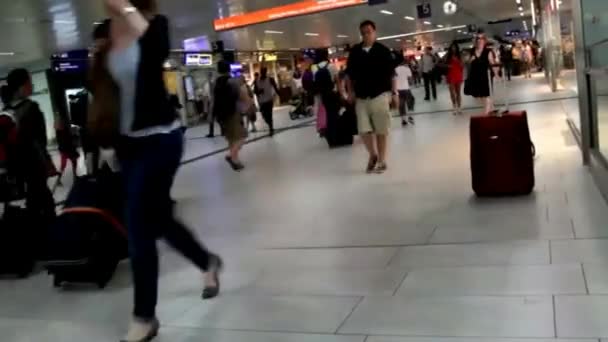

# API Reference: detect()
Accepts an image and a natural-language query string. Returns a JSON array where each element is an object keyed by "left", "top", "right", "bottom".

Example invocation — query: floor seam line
[
  {"left": 581, "top": 263, "right": 590, "bottom": 295},
  {"left": 392, "top": 271, "right": 409, "bottom": 296},
  {"left": 334, "top": 296, "right": 365, "bottom": 334},
  {"left": 552, "top": 295, "right": 558, "bottom": 338},
  {"left": 549, "top": 240, "right": 553, "bottom": 264}
]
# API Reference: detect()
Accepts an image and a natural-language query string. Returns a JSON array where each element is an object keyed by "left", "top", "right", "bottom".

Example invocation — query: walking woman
[
  {"left": 254, "top": 67, "right": 279, "bottom": 136},
  {"left": 1, "top": 69, "right": 56, "bottom": 221},
  {"left": 446, "top": 42, "right": 464, "bottom": 115},
  {"left": 93, "top": 1, "right": 223, "bottom": 341},
  {"left": 464, "top": 34, "right": 501, "bottom": 115}
]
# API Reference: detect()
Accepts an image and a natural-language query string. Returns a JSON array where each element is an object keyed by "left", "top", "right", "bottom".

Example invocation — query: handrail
[
  {"left": 588, "top": 37, "right": 608, "bottom": 51},
  {"left": 587, "top": 67, "right": 608, "bottom": 77}
]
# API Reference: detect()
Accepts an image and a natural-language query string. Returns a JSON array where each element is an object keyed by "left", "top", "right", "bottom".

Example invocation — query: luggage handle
[
  {"left": 488, "top": 63, "right": 509, "bottom": 116},
  {"left": 61, "top": 207, "right": 127, "bottom": 237}
]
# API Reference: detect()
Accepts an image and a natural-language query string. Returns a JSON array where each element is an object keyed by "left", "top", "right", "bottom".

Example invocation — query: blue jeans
[{"left": 118, "top": 130, "right": 211, "bottom": 319}]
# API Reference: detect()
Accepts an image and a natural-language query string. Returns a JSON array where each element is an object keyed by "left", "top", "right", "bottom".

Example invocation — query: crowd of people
[{"left": 0, "top": 1, "right": 545, "bottom": 339}]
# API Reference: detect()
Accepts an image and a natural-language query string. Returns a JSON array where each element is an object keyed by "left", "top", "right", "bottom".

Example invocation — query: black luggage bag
[
  {"left": 0, "top": 205, "right": 36, "bottom": 277},
  {"left": 43, "top": 173, "right": 128, "bottom": 288},
  {"left": 324, "top": 93, "right": 356, "bottom": 148}
]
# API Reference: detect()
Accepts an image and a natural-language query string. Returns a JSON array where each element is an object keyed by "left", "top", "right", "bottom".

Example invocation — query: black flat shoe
[
  {"left": 202, "top": 254, "right": 223, "bottom": 300},
  {"left": 225, "top": 156, "right": 244, "bottom": 172}
]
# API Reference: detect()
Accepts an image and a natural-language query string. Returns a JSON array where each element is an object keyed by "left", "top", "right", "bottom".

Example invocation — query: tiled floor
[{"left": 3, "top": 75, "right": 608, "bottom": 341}]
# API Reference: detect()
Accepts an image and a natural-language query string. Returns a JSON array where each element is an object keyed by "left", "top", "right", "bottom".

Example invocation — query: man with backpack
[{"left": 213, "top": 61, "right": 249, "bottom": 171}]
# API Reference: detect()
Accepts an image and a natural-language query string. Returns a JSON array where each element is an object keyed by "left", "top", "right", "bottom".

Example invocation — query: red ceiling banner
[{"left": 214, "top": 0, "right": 368, "bottom": 31}]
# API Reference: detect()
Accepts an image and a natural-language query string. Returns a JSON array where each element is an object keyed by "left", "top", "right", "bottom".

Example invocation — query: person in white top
[{"left": 395, "top": 59, "right": 415, "bottom": 126}]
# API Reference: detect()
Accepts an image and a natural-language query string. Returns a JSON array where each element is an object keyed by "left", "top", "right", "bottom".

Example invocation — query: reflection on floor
[{"left": 4, "top": 75, "right": 608, "bottom": 341}]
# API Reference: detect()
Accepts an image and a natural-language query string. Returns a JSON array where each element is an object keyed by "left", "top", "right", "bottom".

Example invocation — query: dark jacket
[
  {"left": 130, "top": 15, "right": 177, "bottom": 132},
  {"left": 6, "top": 99, "right": 50, "bottom": 176},
  {"left": 346, "top": 42, "right": 395, "bottom": 99}
]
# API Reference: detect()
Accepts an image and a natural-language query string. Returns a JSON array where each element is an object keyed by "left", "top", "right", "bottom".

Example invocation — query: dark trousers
[
  {"left": 398, "top": 90, "right": 411, "bottom": 117},
  {"left": 118, "top": 130, "right": 211, "bottom": 319},
  {"left": 24, "top": 170, "right": 55, "bottom": 221},
  {"left": 422, "top": 72, "right": 437, "bottom": 100},
  {"left": 504, "top": 62, "right": 513, "bottom": 81},
  {"left": 207, "top": 112, "right": 218, "bottom": 136},
  {"left": 259, "top": 101, "right": 274, "bottom": 134}
]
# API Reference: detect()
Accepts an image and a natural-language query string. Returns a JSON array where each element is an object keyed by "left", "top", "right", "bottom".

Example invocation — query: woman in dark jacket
[
  {"left": 2, "top": 68, "right": 55, "bottom": 220},
  {"left": 96, "top": 1, "right": 223, "bottom": 341}
]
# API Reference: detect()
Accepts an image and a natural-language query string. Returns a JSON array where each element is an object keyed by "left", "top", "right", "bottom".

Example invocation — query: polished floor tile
[
  {"left": 551, "top": 240, "right": 608, "bottom": 264},
  {"left": 237, "top": 269, "right": 407, "bottom": 296},
  {"left": 367, "top": 338, "right": 593, "bottom": 342},
  {"left": 390, "top": 241, "right": 550, "bottom": 268},
  {"left": 397, "top": 264, "right": 585, "bottom": 296},
  {"left": 339, "top": 296, "right": 555, "bottom": 337},
  {"left": 555, "top": 295, "right": 608, "bottom": 338},
  {"left": 168, "top": 295, "right": 361, "bottom": 333},
  {"left": 161, "top": 327, "right": 366, "bottom": 342},
  {"left": 582, "top": 264, "right": 608, "bottom": 294}
]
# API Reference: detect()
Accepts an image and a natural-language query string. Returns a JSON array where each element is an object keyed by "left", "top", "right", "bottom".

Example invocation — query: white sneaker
[{"left": 120, "top": 318, "right": 160, "bottom": 342}]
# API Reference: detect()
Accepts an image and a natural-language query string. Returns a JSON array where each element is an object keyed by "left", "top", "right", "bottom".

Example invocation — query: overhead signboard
[
  {"left": 417, "top": 3, "right": 432, "bottom": 19},
  {"left": 214, "top": 0, "right": 367, "bottom": 31},
  {"left": 184, "top": 53, "right": 213, "bottom": 67}
]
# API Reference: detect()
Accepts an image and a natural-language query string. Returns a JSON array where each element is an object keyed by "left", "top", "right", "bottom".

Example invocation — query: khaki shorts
[{"left": 355, "top": 93, "right": 392, "bottom": 135}]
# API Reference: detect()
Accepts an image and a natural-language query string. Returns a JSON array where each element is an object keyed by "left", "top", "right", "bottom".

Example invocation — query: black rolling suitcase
[
  {"left": 43, "top": 173, "right": 128, "bottom": 288},
  {"left": 324, "top": 94, "right": 355, "bottom": 148},
  {"left": 0, "top": 204, "right": 36, "bottom": 278}
]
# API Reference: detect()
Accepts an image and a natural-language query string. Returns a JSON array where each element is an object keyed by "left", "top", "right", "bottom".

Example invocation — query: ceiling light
[
  {"left": 377, "top": 24, "right": 467, "bottom": 41},
  {"left": 516, "top": 0, "right": 522, "bottom": 3},
  {"left": 380, "top": 10, "right": 394, "bottom": 15},
  {"left": 0, "top": 52, "right": 15, "bottom": 56},
  {"left": 457, "top": 29, "right": 463, "bottom": 33},
  {"left": 337, "top": 34, "right": 349, "bottom": 38},
  {"left": 264, "top": 30, "right": 283, "bottom": 34},
  {"left": 520, "top": 12, "right": 525, "bottom": 16},
  {"left": 423, "top": 21, "right": 432, "bottom": 25},
  {"left": 518, "top": 6, "right": 523, "bottom": 11},
  {"left": 437, "top": 24, "right": 444, "bottom": 28},
  {"left": 404, "top": 16, "right": 415, "bottom": 20},
  {"left": 395, "top": 39, "right": 401, "bottom": 41},
  {"left": 305, "top": 32, "right": 319, "bottom": 36}
]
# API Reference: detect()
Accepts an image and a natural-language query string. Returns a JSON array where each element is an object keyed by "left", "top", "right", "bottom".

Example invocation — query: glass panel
[{"left": 597, "top": 77, "right": 608, "bottom": 159}]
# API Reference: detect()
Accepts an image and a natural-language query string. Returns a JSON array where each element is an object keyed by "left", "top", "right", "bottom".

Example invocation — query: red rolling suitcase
[{"left": 470, "top": 68, "right": 535, "bottom": 197}]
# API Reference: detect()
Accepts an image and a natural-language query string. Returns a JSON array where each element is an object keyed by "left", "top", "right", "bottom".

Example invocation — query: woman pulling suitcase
[{"left": 91, "top": 1, "right": 223, "bottom": 341}]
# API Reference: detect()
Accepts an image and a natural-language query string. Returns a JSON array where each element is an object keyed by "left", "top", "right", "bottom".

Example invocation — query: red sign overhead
[{"left": 213, "top": 0, "right": 368, "bottom": 31}]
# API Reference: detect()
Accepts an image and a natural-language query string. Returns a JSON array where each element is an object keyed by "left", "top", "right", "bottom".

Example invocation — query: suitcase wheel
[{"left": 53, "top": 276, "right": 63, "bottom": 288}]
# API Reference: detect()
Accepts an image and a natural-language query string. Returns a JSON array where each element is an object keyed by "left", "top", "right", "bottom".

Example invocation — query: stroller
[{"left": 289, "top": 92, "right": 313, "bottom": 120}]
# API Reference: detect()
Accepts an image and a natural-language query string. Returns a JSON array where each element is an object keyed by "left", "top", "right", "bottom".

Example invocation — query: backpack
[
  {"left": 314, "top": 64, "right": 334, "bottom": 95},
  {"left": 0, "top": 108, "right": 25, "bottom": 202},
  {"left": 213, "top": 75, "right": 238, "bottom": 123}
]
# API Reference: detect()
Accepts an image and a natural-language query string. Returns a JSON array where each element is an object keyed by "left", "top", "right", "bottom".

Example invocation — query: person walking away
[
  {"left": 523, "top": 41, "right": 534, "bottom": 79},
  {"left": 395, "top": 59, "right": 415, "bottom": 126},
  {"left": 55, "top": 120, "right": 80, "bottom": 185},
  {"left": 346, "top": 20, "right": 398, "bottom": 173},
  {"left": 254, "top": 67, "right": 279, "bottom": 136},
  {"left": 446, "top": 42, "right": 465, "bottom": 115},
  {"left": 464, "top": 34, "right": 501, "bottom": 115},
  {"left": 92, "top": 1, "right": 223, "bottom": 341},
  {"left": 213, "top": 61, "right": 248, "bottom": 171},
  {"left": 500, "top": 45, "right": 513, "bottom": 81},
  {"left": 2, "top": 68, "right": 56, "bottom": 221},
  {"left": 421, "top": 47, "right": 437, "bottom": 101}
]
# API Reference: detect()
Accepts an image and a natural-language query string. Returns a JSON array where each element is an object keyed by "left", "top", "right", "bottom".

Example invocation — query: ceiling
[{"left": 0, "top": 0, "right": 538, "bottom": 73}]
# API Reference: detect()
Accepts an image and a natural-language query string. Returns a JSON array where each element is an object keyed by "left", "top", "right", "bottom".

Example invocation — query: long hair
[{"left": 446, "top": 42, "right": 461, "bottom": 61}]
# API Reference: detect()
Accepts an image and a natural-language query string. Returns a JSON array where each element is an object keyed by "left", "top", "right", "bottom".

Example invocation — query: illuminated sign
[
  {"left": 214, "top": 0, "right": 367, "bottom": 31},
  {"left": 258, "top": 53, "right": 278, "bottom": 62},
  {"left": 184, "top": 53, "right": 213, "bottom": 66}
]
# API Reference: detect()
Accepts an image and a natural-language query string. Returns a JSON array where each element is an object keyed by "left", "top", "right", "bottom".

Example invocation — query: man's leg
[
  {"left": 431, "top": 77, "right": 437, "bottom": 100},
  {"left": 398, "top": 90, "right": 407, "bottom": 124},
  {"left": 356, "top": 99, "right": 378, "bottom": 172},
  {"left": 423, "top": 73, "right": 431, "bottom": 100},
  {"left": 376, "top": 134, "right": 387, "bottom": 164},
  {"left": 371, "top": 94, "right": 391, "bottom": 172},
  {"left": 207, "top": 113, "right": 215, "bottom": 137}
]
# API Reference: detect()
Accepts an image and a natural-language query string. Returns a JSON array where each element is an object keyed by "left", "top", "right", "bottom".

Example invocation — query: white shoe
[{"left": 120, "top": 318, "right": 159, "bottom": 342}]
